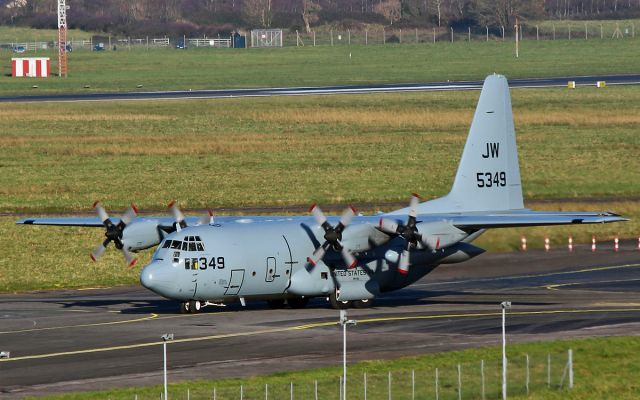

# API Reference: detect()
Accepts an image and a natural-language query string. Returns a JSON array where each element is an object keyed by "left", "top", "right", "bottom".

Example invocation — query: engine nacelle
[
  {"left": 416, "top": 221, "right": 467, "bottom": 250},
  {"left": 122, "top": 219, "right": 162, "bottom": 251}
]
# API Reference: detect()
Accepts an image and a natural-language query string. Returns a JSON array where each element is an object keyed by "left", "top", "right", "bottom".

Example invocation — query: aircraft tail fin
[{"left": 412, "top": 74, "right": 524, "bottom": 214}]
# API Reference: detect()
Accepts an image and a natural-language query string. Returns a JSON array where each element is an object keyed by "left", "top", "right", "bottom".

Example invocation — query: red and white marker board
[{"left": 11, "top": 57, "right": 50, "bottom": 78}]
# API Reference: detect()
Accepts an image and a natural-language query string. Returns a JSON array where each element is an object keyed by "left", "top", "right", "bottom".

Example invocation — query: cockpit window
[
  {"left": 196, "top": 243, "right": 204, "bottom": 251},
  {"left": 168, "top": 236, "right": 205, "bottom": 252},
  {"left": 188, "top": 242, "right": 196, "bottom": 251},
  {"left": 170, "top": 240, "right": 182, "bottom": 249},
  {"left": 162, "top": 240, "right": 172, "bottom": 249},
  {"left": 182, "top": 242, "right": 188, "bottom": 251}
]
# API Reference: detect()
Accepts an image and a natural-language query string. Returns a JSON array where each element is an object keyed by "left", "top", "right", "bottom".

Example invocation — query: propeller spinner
[
  {"left": 307, "top": 204, "right": 358, "bottom": 269},
  {"left": 378, "top": 193, "right": 436, "bottom": 275},
  {"left": 90, "top": 201, "right": 138, "bottom": 267}
]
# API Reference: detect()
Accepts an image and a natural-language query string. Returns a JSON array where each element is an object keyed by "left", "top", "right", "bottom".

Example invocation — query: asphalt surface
[
  {"left": 1, "top": 244, "right": 639, "bottom": 398},
  {"left": 2, "top": 74, "right": 640, "bottom": 103}
]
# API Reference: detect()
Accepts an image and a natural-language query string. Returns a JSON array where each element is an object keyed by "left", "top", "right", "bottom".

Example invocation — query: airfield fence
[
  {"left": 1, "top": 20, "right": 637, "bottom": 53},
  {"left": 130, "top": 349, "right": 573, "bottom": 400}
]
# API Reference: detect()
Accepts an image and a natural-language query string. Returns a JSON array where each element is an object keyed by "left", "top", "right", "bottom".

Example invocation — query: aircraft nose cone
[{"left": 140, "top": 262, "right": 173, "bottom": 292}]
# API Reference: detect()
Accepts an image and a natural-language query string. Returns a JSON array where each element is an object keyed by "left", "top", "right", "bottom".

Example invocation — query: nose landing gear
[{"left": 179, "top": 300, "right": 202, "bottom": 314}]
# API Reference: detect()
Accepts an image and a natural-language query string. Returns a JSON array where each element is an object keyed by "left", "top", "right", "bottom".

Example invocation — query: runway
[
  {"left": 1, "top": 74, "right": 640, "bottom": 103},
  {"left": 1, "top": 245, "right": 639, "bottom": 398}
]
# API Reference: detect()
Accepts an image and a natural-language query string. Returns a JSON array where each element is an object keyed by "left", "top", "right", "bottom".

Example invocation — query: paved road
[
  {"left": 1, "top": 244, "right": 639, "bottom": 398},
  {"left": 2, "top": 74, "right": 639, "bottom": 103}
]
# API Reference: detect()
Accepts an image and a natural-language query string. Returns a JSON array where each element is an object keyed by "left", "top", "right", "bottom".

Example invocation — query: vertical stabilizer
[{"left": 394, "top": 74, "right": 524, "bottom": 215}]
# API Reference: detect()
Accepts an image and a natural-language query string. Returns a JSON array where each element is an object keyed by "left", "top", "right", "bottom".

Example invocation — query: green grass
[
  {"left": 1, "top": 38, "right": 640, "bottom": 95},
  {"left": 27, "top": 336, "right": 640, "bottom": 399},
  {"left": 0, "top": 26, "right": 93, "bottom": 43},
  {"left": 2, "top": 86, "right": 639, "bottom": 292}
]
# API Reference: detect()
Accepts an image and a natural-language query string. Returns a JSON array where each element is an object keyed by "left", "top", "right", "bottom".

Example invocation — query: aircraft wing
[
  {"left": 16, "top": 216, "right": 181, "bottom": 228},
  {"left": 442, "top": 211, "right": 627, "bottom": 229}
]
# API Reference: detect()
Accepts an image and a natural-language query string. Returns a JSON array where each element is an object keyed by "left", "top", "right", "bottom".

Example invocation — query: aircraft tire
[
  {"left": 329, "top": 293, "right": 352, "bottom": 309},
  {"left": 267, "top": 299, "right": 286, "bottom": 309},
  {"left": 353, "top": 298, "right": 374, "bottom": 309},
  {"left": 179, "top": 301, "right": 190, "bottom": 314},
  {"left": 189, "top": 300, "right": 201, "bottom": 313},
  {"left": 287, "top": 297, "right": 309, "bottom": 309}
]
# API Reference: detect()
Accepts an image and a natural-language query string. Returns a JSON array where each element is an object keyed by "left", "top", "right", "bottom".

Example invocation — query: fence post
[
  {"left": 213, "top": 387, "right": 216, "bottom": 400},
  {"left": 388, "top": 371, "right": 392, "bottom": 400},
  {"left": 526, "top": 354, "right": 530, "bottom": 395},
  {"left": 265, "top": 383, "right": 268, "bottom": 400},
  {"left": 536, "top": 25, "right": 539, "bottom": 40},
  {"left": 585, "top": 22, "right": 588, "bottom": 39},
  {"left": 146, "top": 36, "right": 149, "bottom": 50},
  {"left": 383, "top": 28, "right": 386, "bottom": 44},
  {"left": 348, "top": 29, "right": 351, "bottom": 45},
  {"left": 468, "top": 27, "right": 471, "bottom": 41},
  {"left": 569, "top": 349, "right": 574, "bottom": 389},
  {"left": 330, "top": 30, "right": 334, "bottom": 46},
  {"left": 188, "top": 388, "right": 190, "bottom": 400},
  {"left": 296, "top": 30, "right": 299, "bottom": 47},
  {"left": 340, "top": 376, "right": 342, "bottom": 400},
  {"left": 547, "top": 353, "right": 551, "bottom": 387},
  {"left": 501, "top": 26, "right": 505, "bottom": 41},
  {"left": 241, "top": 384, "right": 244, "bottom": 400},
  {"left": 568, "top": 25, "right": 571, "bottom": 40},
  {"left": 601, "top": 24, "right": 604, "bottom": 39},
  {"left": 481, "top": 360, "right": 485, "bottom": 400},
  {"left": 450, "top": 27, "right": 454, "bottom": 42},
  {"left": 315, "top": 380, "right": 318, "bottom": 400},
  {"left": 435, "top": 368, "right": 439, "bottom": 400},
  {"left": 399, "top": 28, "right": 402, "bottom": 43},
  {"left": 486, "top": 26, "right": 489, "bottom": 41},
  {"left": 415, "top": 28, "right": 418, "bottom": 43},
  {"left": 313, "top": 31, "right": 316, "bottom": 46},
  {"left": 365, "top": 29, "right": 368, "bottom": 45},
  {"left": 412, "top": 369, "right": 415, "bottom": 400},
  {"left": 553, "top": 24, "right": 556, "bottom": 40},
  {"left": 290, "top": 381, "right": 293, "bottom": 400},
  {"left": 364, "top": 372, "right": 367, "bottom": 400},
  {"left": 457, "top": 364, "right": 462, "bottom": 400}
]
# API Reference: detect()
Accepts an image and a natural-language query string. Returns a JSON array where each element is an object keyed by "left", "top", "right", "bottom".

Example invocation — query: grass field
[
  {"left": 1, "top": 38, "right": 640, "bottom": 95},
  {"left": 27, "top": 336, "right": 640, "bottom": 399},
  {"left": 1, "top": 85, "right": 638, "bottom": 292}
]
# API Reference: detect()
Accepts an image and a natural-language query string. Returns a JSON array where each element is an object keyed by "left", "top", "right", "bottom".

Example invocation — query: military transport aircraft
[{"left": 17, "top": 74, "right": 626, "bottom": 313}]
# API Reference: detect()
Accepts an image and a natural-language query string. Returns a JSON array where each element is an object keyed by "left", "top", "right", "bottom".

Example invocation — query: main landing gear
[
  {"left": 179, "top": 300, "right": 203, "bottom": 314},
  {"left": 329, "top": 292, "right": 374, "bottom": 309}
]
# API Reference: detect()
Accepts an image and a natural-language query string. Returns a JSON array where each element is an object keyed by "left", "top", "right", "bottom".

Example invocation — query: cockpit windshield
[{"left": 161, "top": 236, "right": 205, "bottom": 252}]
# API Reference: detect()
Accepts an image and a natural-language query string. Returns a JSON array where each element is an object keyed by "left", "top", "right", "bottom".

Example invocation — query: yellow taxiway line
[
  {"left": 3, "top": 307, "right": 640, "bottom": 363},
  {"left": 0, "top": 313, "right": 159, "bottom": 335}
]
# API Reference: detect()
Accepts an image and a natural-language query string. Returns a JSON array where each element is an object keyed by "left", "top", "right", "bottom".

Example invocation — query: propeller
[
  {"left": 90, "top": 201, "right": 138, "bottom": 267},
  {"left": 378, "top": 193, "right": 436, "bottom": 275},
  {"left": 168, "top": 201, "right": 215, "bottom": 231},
  {"left": 306, "top": 204, "right": 358, "bottom": 269}
]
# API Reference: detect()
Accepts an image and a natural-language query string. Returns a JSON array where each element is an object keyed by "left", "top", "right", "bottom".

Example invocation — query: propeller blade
[
  {"left": 122, "top": 248, "right": 137, "bottom": 268},
  {"left": 120, "top": 204, "right": 138, "bottom": 226},
  {"left": 93, "top": 201, "right": 110, "bottom": 224},
  {"left": 339, "top": 206, "right": 356, "bottom": 227},
  {"left": 398, "top": 248, "right": 410, "bottom": 275},
  {"left": 168, "top": 201, "right": 185, "bottom": 223},
  {"left": 309, "top": 204, "right": 327, "bottom": 226},
  {"left": 379, "top": 218, "right": 400, "bottom": 234},
  {"left": 90, "top": 240, "right": 108, "bottom": 262},
  {"left": 197, "top": 209, "right": 214, "bottom": 225},
  {"left": 409, "top": 193, "right": 421, "bottom": 219},
  {"left": 307, "top": 244, "right": 327, "bottom": 267},
  {"left": 341, "top": 247, "right": 358, "bottom": 269}
]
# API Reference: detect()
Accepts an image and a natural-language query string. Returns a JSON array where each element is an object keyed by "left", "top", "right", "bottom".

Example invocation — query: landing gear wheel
[
  {"left": 353, "top": 298, "right": 374, "bottom": 309},
  {"left": 329, "top": 292, "right": 352, "bottom": 309},
  {"left": 287, "top": 297, "right": 309, "bottom": 309},
  {"left": 188, "top": 300, "right": 201, "bottom": 314},
  {"left": 267, "top": 299, "right": 286, "bottom": 309},
  {"left": 179, "top": 301, "right": 190, "bottom": 314}
]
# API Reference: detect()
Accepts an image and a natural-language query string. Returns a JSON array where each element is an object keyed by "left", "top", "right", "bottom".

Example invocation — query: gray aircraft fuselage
[{"left": 140, "top": 217, "right": 482, "bottom": 303}]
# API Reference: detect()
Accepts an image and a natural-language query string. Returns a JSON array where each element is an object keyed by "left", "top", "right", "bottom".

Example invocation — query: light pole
[
  {"left": 339, "top": 310, "right": 356, "bottom": 400},
  {"left": 501, "top": 301, "right": 512, "bottom": 400},
  {"left": 162, "top": 333, "right": 174, "bottom": 400}
]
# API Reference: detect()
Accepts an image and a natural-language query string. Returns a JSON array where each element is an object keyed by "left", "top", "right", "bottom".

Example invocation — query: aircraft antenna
[{"left": 57, "top": 0, "right": 68, "bottom": 77}]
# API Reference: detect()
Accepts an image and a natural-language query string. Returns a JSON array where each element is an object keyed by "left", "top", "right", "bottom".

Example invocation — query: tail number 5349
[{"left": 476, "top": 171, "right": 506, "bottom": 188}]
